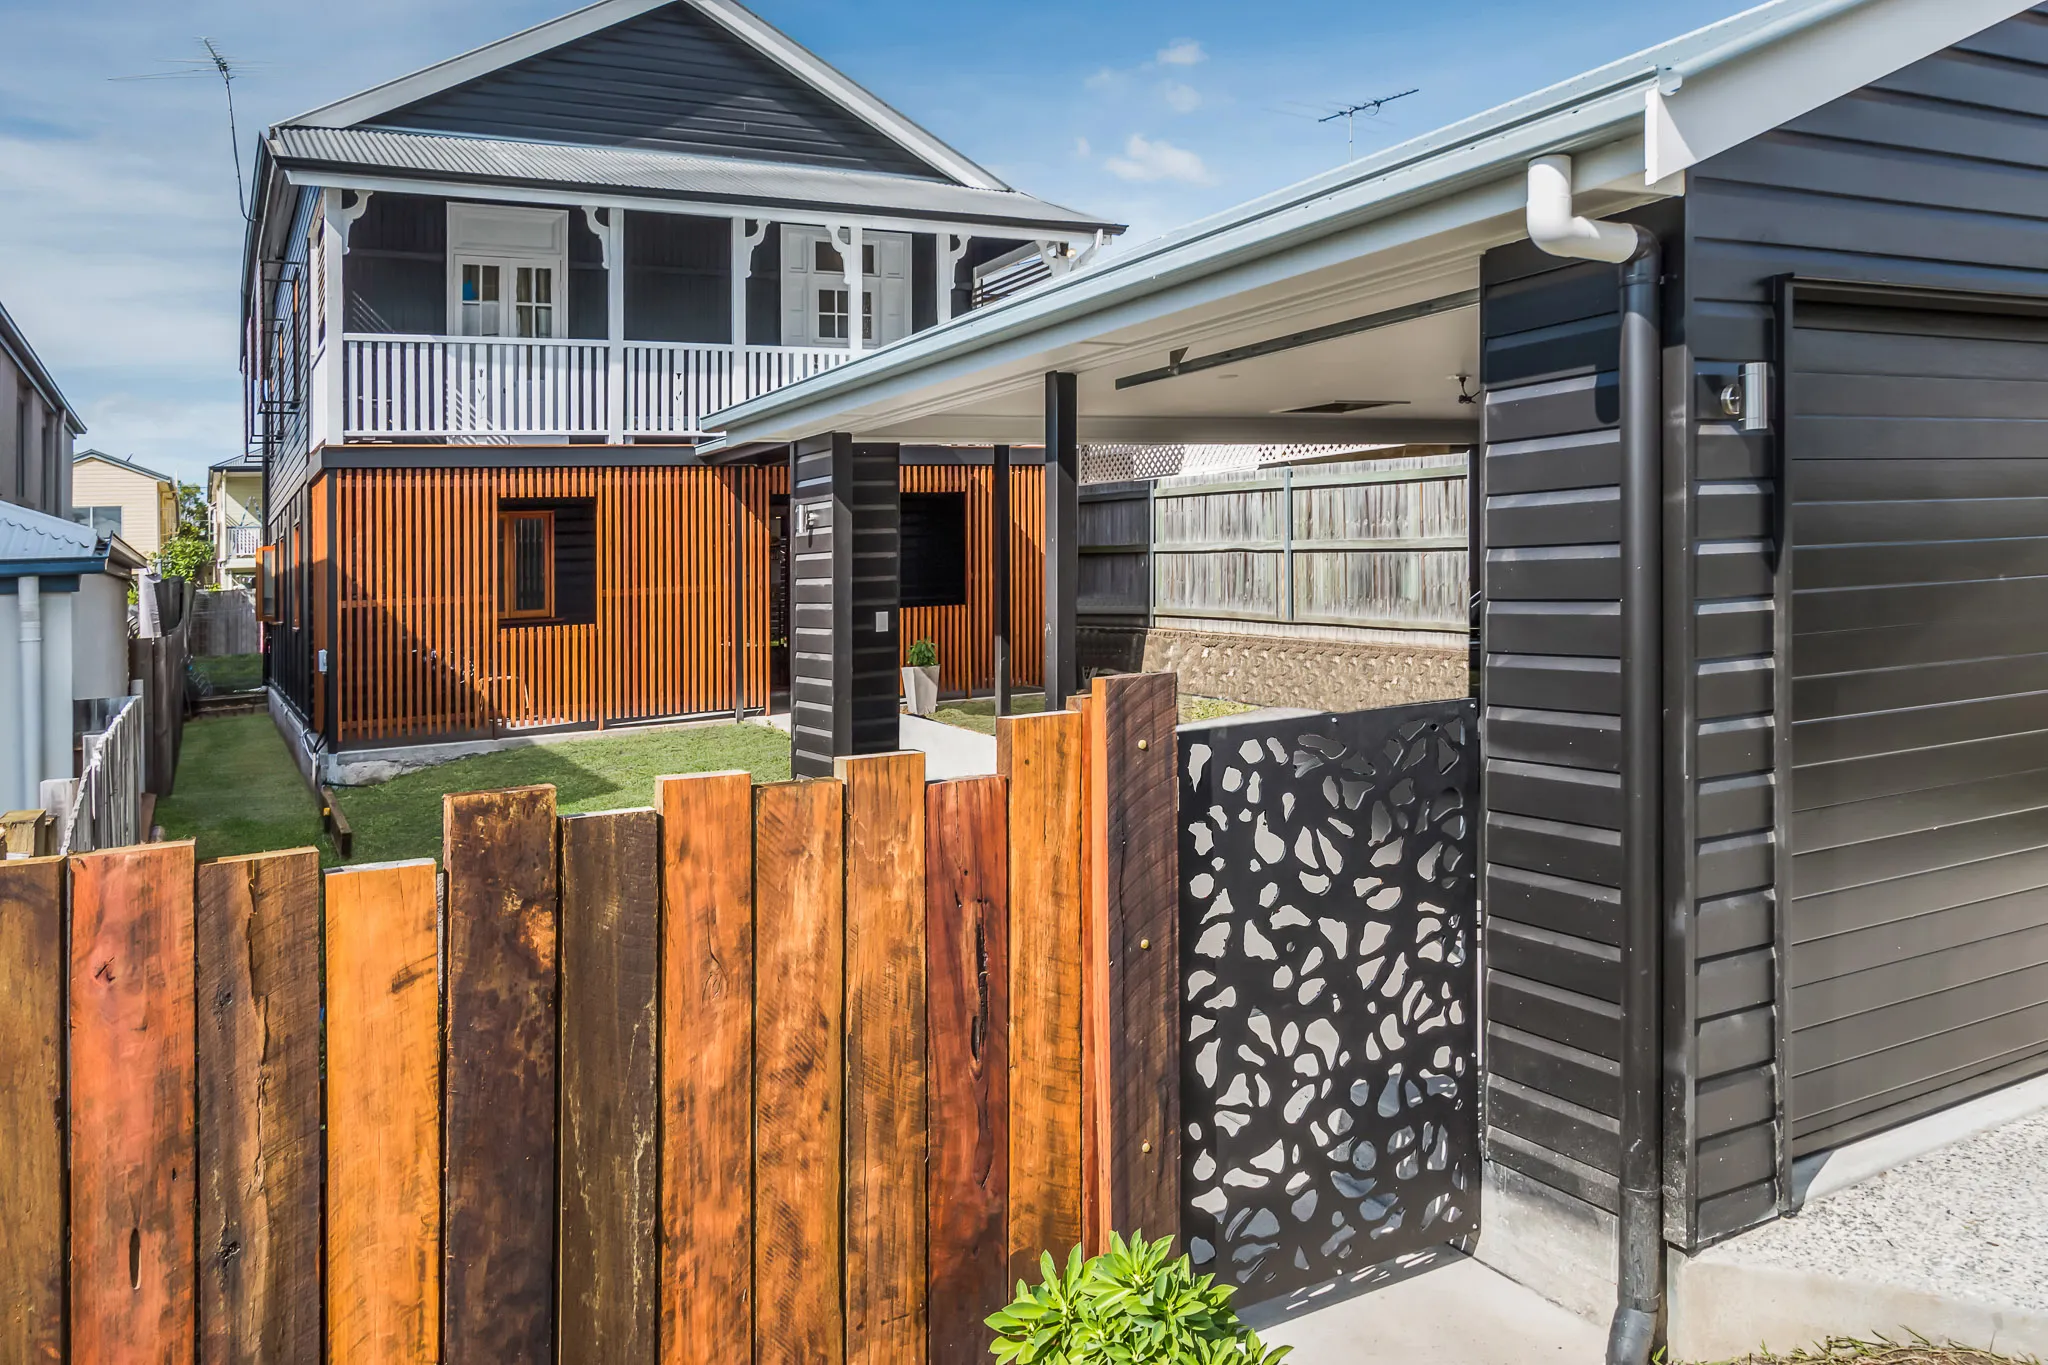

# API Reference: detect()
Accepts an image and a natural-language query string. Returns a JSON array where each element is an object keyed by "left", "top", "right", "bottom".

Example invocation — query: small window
[
  {"left": 814, "top": 239, "right": 844, "bottom": 274},
  {"left": 514, "top": 265, "right": 554, "bottom": 338},
  {"left": 72, "top": 505, "right": 123, "bottom": 540},
  {"left": 901, "top": 491, "right": 968, "bottom": 609},
  {"left": 497, "top": 498, "right": 597, "bottom": 626},
  {"left": 257, "top": 544, "right": 280, "bottom": 623},
  {"left": 501, "top": 510, "right": 556, "bottom": 620}
]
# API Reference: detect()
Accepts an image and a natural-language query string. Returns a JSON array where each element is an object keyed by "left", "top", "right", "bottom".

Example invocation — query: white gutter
[{"left": 18, "top": 576, "right": 42, "bottom": 805}]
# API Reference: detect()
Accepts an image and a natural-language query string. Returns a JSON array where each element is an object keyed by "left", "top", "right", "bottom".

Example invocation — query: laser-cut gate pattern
[{"left": 1178, "top": 700, "right": 1481, "bottom": 1303}]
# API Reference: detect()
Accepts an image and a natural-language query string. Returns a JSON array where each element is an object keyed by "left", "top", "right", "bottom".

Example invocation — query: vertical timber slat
[
  {"left": 442, "top": 786, "right": 561, "bottom": 1365},
  {"left": 197, "top": 849, "right": 323, "bottom": 1365},
  {"left": 1092, "top": 673, "right": 1182, "bottom": 1236},
  {"left": 926, "top": 777, "right": 1010, "bottom": 1364},
  {"left": 69, "top": 842, "right": 198, "bottom": 1365},
  {"left": 658, "top": 771, "right": 755, "bottom": 1365},
  {"left": 326, "top": 859, "right": 440, "bottom": 1365},
  {"left": 0, "top": 857, "right": 64, "bottom": 1365},
  {"left": 559, "top": 809, "right": 661, "bottom": 1365},
  {"left": 997, "top": 712, "right": 1087, "bottom": 1276},
  {"left": 836, "top": 751, "right": 929, "bottom": 1365},
  {"left": 754, "top": 779, "right": 846, "bottom": 1365}
]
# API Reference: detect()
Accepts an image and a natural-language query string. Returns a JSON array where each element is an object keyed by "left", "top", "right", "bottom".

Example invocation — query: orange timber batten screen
[{"left": 326, "top": 464, "right": 1046, "bottom": 745}]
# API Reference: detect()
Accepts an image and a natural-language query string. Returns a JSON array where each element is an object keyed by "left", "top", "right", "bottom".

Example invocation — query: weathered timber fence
[
  {"left": 56, "top": 691, "right": 145, "bottom": 854},
  {"left": 0, "top": 671, "right": 1183, "bottom": 1365},
  {"left": 191, "top": 588, "right": 260, "bottom": 658},
  {"left": 1080, "top": 452, "right": 1470, "bottom": 634}
]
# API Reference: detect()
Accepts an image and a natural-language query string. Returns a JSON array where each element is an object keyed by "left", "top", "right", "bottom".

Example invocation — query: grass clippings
[{"left": 1683, "top": 1335, "right": 2040, "bottom": 1365}]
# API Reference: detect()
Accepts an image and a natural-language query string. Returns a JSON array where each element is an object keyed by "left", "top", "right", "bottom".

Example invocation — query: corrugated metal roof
[
  {"left": 269, "top": 125, "right": 1121, "bottom": 233},
  {"left": 0, "top": 501, "right": 101, "bottom": 564}
]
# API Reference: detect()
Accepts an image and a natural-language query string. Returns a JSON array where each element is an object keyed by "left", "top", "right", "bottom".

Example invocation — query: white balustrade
[{"left": 345, "top": 335, "right": 855, "bottom": 440}]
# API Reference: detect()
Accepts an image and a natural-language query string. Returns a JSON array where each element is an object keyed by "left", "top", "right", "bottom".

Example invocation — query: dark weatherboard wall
[
  {"left": 1476, "top": 239, "right": 1635, "bottom": 1225},
  {"left": 1666, "top": 0, "right": 2048, "bottom": 1248},
  {"left": 366, "top": 1, "right": 943, "bottom": 179}
]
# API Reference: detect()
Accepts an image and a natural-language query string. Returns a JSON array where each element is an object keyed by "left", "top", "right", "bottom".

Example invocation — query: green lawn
[
  {"left": 191, "top": 653, "right": 264, "bottom": 694},
  {"left": 160, "top": 712, "right": 791, "bottom": 867},
  {"left": 156, "top": 713, "right": 329, "bottom": 863},
  {"left": 334, "top": 722, "right": 790, "bottom": 865},
  {"left": 927, "top": 691, "right": 1257, "bottom": 736}
]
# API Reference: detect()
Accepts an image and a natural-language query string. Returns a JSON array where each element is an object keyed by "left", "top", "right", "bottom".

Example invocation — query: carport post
[
  {"left": 992, "top": 442, "right": 1012, "bottom": 714},
  {"left": 1044, "top": 372, "right": 1080, "bottom": 708}
]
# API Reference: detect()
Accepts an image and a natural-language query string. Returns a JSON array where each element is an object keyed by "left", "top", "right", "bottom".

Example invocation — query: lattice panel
[{"left": 1179, "top": 700, "right": 1481, "bottom": 1303}]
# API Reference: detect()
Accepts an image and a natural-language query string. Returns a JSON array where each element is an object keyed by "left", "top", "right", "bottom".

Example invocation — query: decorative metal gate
[{"left": 1179, "top": 699, "right": 1481, "bottom": 1302}]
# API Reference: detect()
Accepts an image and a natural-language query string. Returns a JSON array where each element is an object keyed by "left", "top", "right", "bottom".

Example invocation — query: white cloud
[
  {"left": 1103, "top": 133, "right": 1215, "bottom": 186},
  {"left": 1084, "top": 66, "right": 1124, "bottom": 93},
  {"left": 1161, "top": 82, "right": 1201, "bottom": 114},
  {"left": 1157, "top": 39, "right": 1206, "bottom": 67}
]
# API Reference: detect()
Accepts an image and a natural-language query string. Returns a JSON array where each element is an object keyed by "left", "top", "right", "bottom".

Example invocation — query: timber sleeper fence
[{"left": 0, "top": 672, "right": 1185, "bottom": 1365}]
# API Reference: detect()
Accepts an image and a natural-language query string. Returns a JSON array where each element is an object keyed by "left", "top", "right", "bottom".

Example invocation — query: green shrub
[
  {"left": 906, "top": 637, "right": 939, "bottom": 668},
  {"left": 987, "top": 1232, "right": 1290, "bottom": 1365}
]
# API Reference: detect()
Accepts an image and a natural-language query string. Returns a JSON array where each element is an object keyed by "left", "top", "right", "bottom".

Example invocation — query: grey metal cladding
[
  {"left": 368, "top": 1, "right": 939, "bottom": 178},
  {"left": 1478, "top": 242, "right": 1628, "bottom": 1213},
  {"left": 1677, "top": 4, "right": 2048, "bottom": 1226},
  {"left": 268, "top": 126, "right": 1116, "bottom": 234}
]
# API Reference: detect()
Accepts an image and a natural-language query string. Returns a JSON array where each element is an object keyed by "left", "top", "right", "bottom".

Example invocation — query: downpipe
[
  {"left": 19, "top": 574, "right": 44, "bottom": 806},
  {"left": 1527, "top": 155, "right": 1666, "bottom": 1365}
]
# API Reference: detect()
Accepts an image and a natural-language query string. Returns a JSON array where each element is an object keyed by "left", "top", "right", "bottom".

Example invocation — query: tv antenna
[
  {"left": 1319, "top": 89, "right": 1419, "bottom": 161},
  {"left": 111, "top": 38, "right": 255, "bottom": 221}
]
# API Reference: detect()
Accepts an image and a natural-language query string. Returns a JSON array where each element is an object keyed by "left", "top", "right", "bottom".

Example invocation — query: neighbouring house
[
  {"left": 704, "top": 0, "right": 2048, "bottom": 1354},
  {"left": 245, "top": 0, "right": 1120, "bottom": 764},
  {"left": 1, "top": 501, "right": 145, "bottom": 815},
  {"left": 2, "top": 297, "right": 83, "bottom": 520},
  {"left": 71, "top": 450, "right": 178, "bottom": 559},
  {"left": 207, "top": 451, "right": 264, "bottom": 587}
]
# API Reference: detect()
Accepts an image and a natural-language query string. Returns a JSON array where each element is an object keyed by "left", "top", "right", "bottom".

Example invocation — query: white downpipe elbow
[{"left": 1527, "top": 155, "right": 1643, "bottom": 264}]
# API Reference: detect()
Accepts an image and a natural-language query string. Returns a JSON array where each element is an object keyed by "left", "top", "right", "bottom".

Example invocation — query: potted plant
[{"left": 903, "top": 637, "right": 940, "bottom": 717}]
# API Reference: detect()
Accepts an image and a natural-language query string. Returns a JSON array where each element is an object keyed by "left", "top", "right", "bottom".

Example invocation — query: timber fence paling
[{"left": 0, "top": 674, "right": 1188, "bottom": 1365}]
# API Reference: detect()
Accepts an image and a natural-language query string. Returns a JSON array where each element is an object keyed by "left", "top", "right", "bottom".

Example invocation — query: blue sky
[{"left": 0, "top": 0, "right": 1754, "bottom": 486}]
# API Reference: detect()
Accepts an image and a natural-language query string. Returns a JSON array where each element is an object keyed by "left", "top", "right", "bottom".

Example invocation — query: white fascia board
[
  {"left": 1647, "top": 0, "right": 2037, "bottom": 181},
  {"left": 703, "top": 113, "right": 1661, "bottom": 448},
  {"left": 284, "top": 0, "right": 676, "bottom": 129},
  {"left": 690, "top": 0, "right": 1006, "bottom": 191},
  {"left": 277, "top": 168, "right": 1098, "bottom": 243}
]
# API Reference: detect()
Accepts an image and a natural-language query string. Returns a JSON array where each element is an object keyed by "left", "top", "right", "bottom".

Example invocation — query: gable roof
[
  {"left": 284, "top": 0, "right": 1005, "bottom": 190},
  {"left": 0, "top": 298, "right": 85, "bottom": 436},
  {"left": 75, "top": 450, "right": 175, "bottom": 485},
  {"left": 702, "top": 0, "right": 2038, "bottom": 451}
]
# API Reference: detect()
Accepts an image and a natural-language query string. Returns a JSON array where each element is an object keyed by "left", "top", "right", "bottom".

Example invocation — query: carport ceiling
[{"left": 816, "top": 263, "right": 1485, "bottom": 447}]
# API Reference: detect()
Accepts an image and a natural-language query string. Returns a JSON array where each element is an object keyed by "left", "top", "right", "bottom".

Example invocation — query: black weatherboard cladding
[
  {"left": 1663, "top": 3, "right": 2048, "bottom": 1247},
  {"left": 366, "top": 2, "right": 945, "bottom": 179},
  {"left": 344, "top": 192, "right": 446, "bottom": 335},
  {"left": 625, "top": 210, "right": 731, "bottom": 344},
  {"left": 1477, "top": 237, "right": 1632, "bottom": 1219},
  {"left": 788, "top": 434, "right": 900, "bottom": 778}
]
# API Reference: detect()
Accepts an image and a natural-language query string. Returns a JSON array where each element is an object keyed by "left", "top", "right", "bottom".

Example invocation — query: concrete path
[
  {"left": 1673, "top": 1079, "right": 2048, "bottom": 1358},
  {"left": 754, "top": 713, "right": 996, "bottom": 780},
  {"left": 1240, "top": 1251, "right": 1604, "bottom": 1364}
]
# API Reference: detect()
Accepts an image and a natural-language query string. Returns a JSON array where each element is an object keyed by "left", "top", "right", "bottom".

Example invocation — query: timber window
[
  {"left": 257, "top": 544, "right": 280, "bottom": 623},
  {"left": 781, "top": 226, "right": 911, "bottom": 347},
  {"left": 501, "top": 510, "right": 556, "bottom": 620},
  {"left": 900, "top": 491, "right": 968, "bottom": 608},
  {"left": 446, "top": 204, "right": 569, "bottom": 338},
  {"left": 497, "top": 498, "right": 597, "bottom": 626}
]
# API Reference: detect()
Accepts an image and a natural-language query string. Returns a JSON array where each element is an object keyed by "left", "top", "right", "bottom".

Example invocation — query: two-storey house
[
  {"left": 245, "top": 0, "right": 1121, "bottom": 755},
  {"left": 208, "top": 451, "right": 264, "bottom": 586}
]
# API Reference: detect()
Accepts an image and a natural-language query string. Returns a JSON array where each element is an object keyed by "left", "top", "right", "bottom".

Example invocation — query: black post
[
  {"left": 1609, "top": 230, "right": 1666, "bottom": 1365},
  {"left": 992, "top": 443, "right": 1012, "bottom": 715},
  {"left": 1043, "top": 372, "right": 1080, "bottom": 709}
]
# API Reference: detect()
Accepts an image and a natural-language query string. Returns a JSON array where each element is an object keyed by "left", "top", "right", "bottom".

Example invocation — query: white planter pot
[{"left": 903, "top": 664, "right": 940, "bottom": 716}]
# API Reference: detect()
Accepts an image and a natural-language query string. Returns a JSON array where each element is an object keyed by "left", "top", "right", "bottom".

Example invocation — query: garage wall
[
  {"left": 1476, "top": 240, "right": 1633, "bottom": 1218},
  {"left": 1669, "top": 2, "right": 2048, "bottom": 1248}
]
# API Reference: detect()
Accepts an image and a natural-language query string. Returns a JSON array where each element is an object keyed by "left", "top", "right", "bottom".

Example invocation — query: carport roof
[{"left": 701, "top": 0, "right": 2035, "bottom": 454}]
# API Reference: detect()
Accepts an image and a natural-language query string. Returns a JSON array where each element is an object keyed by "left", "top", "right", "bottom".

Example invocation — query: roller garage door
[{"left": 1788, "top": 293, "right": 2048, "bottom": 1155}]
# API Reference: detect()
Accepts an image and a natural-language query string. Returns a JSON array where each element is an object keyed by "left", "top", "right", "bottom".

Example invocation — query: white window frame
[
  {"left": 780, "top": 225, "right": 912, "bottom": 348},
  {"left": 445, "top": 204, "right": 569, "bottom": 338}
]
